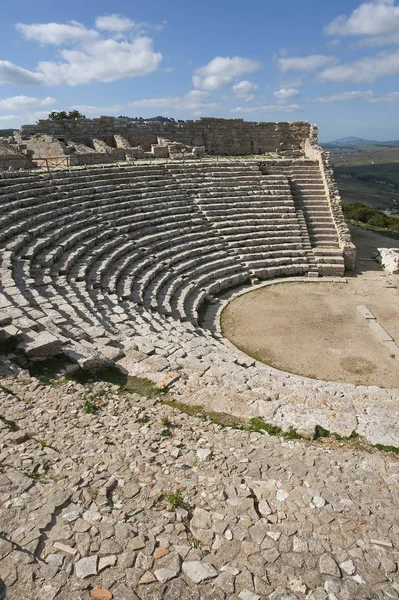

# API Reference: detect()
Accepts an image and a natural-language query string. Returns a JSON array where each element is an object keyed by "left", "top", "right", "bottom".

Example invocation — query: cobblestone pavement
[{"left": 1, "top": 364, "right": 399, "bottom": 600}]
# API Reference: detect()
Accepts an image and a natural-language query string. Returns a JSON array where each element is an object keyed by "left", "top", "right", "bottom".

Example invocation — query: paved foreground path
[{"left": 1, "top": 366, "right": 399, "bottom": 600}]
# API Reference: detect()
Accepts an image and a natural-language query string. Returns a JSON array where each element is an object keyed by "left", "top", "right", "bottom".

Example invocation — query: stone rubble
[{"left": 1, "top": 368, "right": 399, "bottom": 599}]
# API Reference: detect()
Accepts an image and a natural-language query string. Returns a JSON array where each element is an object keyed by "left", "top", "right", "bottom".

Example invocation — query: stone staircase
[{"left": 261, "top": 160, "right": 345, "bottom": 276}]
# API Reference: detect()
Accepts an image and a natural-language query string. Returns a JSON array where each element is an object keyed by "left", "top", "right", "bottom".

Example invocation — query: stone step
[{"left": 317, "top": 263, "right": 345, "bottom": 276}]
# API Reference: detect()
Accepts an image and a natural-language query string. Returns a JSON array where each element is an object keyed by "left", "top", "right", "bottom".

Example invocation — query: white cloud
[
  {"left": 71, "top": 104, "right": 124, "bottom": 114},
  {"left": 38, "top": 37, "right": 162, "bottom": 85},
  {"left": 318, "top": 49, "right": 399, "bottom": 82},
  {"left": 5, "top": 18, "right": 162, "bottom": 86},
  {"left": 193, "top": 56, "right": 261, "bottom": 90},
  {"left": 232, "top": 80, "right": 258, "bottom": 101},
  {"left": 278, "top": 77, "right": 304, "bottom": 89},
  {"left": 231, "top": 104, "right": 302, "bottom": 114},
  {"left": 0, "top": 115, "right": 20, "bottom": 121},
  {"left": 0, "top": 60, "right": 43, "bottom": 85},
  {"left": 324, "top": 0, "right": 399, "bottom": 45},
  {"left": 26, "top": 110, "right": 57, "bottom": 121},
  {"left": 0, "top": 95, "right": 56, "bottom": 111},
  {"left": 16, "top": 21, "right": 98, "bottom": 45},
  {"left": 370, "top": 90, "right": 399, "bottom": 102},
  {"left": 128, "top": 90, "right": 220, "bottom": 113},
  {"left": 274, "top": 88, "right": 300, "bottom": 101},
  {"left": 312, "top": 91, "right": 374, "bottom": 102},
  {"left": 2, "top": 20, "right": 163, "bottom": 86},
  {"left": 312, "top": 89, "right": 399, "bottom": 103},
  {"left": 278, "top": 55, "right": 338, "bottom": 72},
  {"left": 95, "top": 14, "right": 135, "bottom": 32}
]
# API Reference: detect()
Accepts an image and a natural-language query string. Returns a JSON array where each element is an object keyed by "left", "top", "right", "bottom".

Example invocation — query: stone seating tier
[{"left": 0, "top": 162, "right": 346, "bottom": 348}]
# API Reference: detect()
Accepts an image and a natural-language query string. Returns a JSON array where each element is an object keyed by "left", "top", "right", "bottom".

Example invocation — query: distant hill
[
  {"left": 0, "top": 129, "right": 16, "bottom": 137},
  {"left": 325, "top": 137, "right": 369, "bottom": 147},
  {"left": 324, "top": 137, "right": 399, "bottom": 149}
]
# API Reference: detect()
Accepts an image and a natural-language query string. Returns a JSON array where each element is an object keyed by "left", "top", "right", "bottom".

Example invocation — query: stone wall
[
  {"left": 0, "top": 139, "right": 32, "bottom": 170},
  {"left": 0, "top": 154, "right": 31, "bottom": 170},
  {"left": 18, "top": 117, "right": 314, "bottom": 156},
  {"left": 13, "top": 133, "right": 127, "bottom": 166},
  {"left": 304, "top": 128, "right": 356, "bottom": 270},
  {"left": 20, "top": 134, "right": 74, "bottom": 161}
]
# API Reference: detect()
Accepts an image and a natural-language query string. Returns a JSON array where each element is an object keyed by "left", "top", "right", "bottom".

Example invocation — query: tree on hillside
[
  {"left": 48, "top": 111, "right": 86, "bottom": 120},
  {"left": 68, "top": 110, "right": 86, "bottom": 120}
]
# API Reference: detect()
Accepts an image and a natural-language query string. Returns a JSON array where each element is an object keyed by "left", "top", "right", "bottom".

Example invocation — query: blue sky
[{"left": 1, "top": 0, "right": 399, "bottom": 141}]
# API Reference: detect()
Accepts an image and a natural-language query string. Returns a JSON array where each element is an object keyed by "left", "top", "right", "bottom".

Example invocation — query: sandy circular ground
[{"left": 221, "top": 226, "right": 399, "bottom": 388}]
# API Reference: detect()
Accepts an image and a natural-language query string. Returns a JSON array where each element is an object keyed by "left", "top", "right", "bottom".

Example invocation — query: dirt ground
[{"left": 221, "top": 225, "right": 399, "bottom": 388}]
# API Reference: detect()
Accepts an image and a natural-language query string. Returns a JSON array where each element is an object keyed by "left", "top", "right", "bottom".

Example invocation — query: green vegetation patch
[
  {"left": 343, "top": 202, "right": 399, "bottom": 239},
  {"left": 163, "top": 400, "right": 399, "bottom": 457},
  {"left": 248, "top": 417, "right": 302, "bottom": 439},
  {"left": 97, "top": 366, "right": 162, "bottom": 398},
  {"left": 314, "top": 424, "right": 359, "bottom": 442},
  {"left": 162, "top": 399, "right": 245, "bottom": 429},
  {"left": 164, "top": 489, "right": 185, "bottom": 510},
  {"left": 68, "top": 364, "right": 162, "bottom": 399},
  {"left": 331, "top": 160, "right": 399, "bottom": 213},
  {"left": 83, "top": 399, "right": 99, "bottom": 414},
  {"left": 375, "top": 444, "right": 399, "bottom": 455}
]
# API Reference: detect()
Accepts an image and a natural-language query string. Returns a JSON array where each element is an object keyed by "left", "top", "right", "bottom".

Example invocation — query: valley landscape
[{"left": 325, "top": 137, "right": 399, "bottom": 215}]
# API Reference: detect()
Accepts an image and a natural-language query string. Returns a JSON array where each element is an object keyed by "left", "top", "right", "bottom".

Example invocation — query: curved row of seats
[
  {"left": 168, "top": 164, "right": 312, "bottom": 279},
  {"left": 0, "top": 162, "right": 343, "bottom": 356}
]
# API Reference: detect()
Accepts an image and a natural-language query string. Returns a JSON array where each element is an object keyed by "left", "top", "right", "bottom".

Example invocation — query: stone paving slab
[
  {"left": 368, "top": 321, "right": 393, "bottom": 343},
  {"left": 383, "top": 340, "right": 399, "bottom": 359},
  {"left": 356, "top": 305, "right": 376, "bottom": 320}
]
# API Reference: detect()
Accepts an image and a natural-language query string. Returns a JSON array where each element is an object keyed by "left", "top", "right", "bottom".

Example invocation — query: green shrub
[
  {"left": 343, "top": 202, "right": 399, "bottom": 235},
  {"left": 368, "top": 214, "right": 389, "bottom": 228}
]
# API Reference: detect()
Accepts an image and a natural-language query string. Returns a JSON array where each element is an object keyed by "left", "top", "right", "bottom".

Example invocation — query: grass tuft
[
  {"left": 83, "top": 399, "right": 99, "bottom": 414},
  {"left": 314, "top": 425, "right": 331, "bottom": 439},
  {"left": 164, "top": 490, "right": 185, "bottom": 510},
  {"left": 248, "top": 416, "right": 302, "bottom": 439},
  {"left": 96, "top": 366, "right": 162, "bottom": 398},
  {"left": 375, "top": 443, "right": 399, "bottom": 455},
  {"left": 68, "top": 365, "right": 163, "bottom": 399}
]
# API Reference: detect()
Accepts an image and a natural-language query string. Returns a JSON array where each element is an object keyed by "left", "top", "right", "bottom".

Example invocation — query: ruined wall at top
[
  {"left": 0, "top": 139, "right": 32, "bottom": 170},
  {"left": 21, "top": 134, "right": 73, "bottom": 159},
  {"left": 18, "top": 117, "right": 316, "bottom": 156}
]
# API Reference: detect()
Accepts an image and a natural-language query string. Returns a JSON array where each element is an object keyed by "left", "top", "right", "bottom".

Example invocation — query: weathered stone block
[
  {"left": 151, "top": 144, "right": 169, "bottom": 158},
  {"left": 377, "top": 248, "right": 399, "bottom": 274},
  {"left": 24, "top": 332, "right": 62, "bottom": 357}
]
